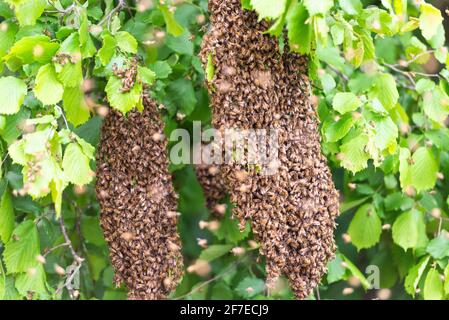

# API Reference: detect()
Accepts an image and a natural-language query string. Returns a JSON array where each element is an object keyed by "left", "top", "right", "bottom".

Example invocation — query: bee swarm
[
  {"left": 96, "top": 96, "right": 184, "bottom": 300},
  {"left": 200, "top": 0, "right": 340, "bottom": 299}
]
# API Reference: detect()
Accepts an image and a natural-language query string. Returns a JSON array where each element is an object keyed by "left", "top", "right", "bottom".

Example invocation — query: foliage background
[{"left": 0, "top": 0, "right": 449, "bottom": 300}]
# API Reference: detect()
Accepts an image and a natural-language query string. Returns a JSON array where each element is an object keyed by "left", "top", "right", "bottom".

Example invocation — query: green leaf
[
  {"left": 62, "top": 86, "right": 91, "bottom": 127},
  {"left": 324, "top": 114, "right": 355, "bottom": 142},
  {"left": 444, "top": 264, "right": 449, "bottom": 295},
  {"left": 81, "top": 216, "right": 106, "bottom": 246},
  {"left": 206, "top": 52, "right": 215, "bottom": 82},
  {"left": 55, "top": 33, "right": 83, "bottom": 88},
  {"left": 392, "top": 210, "right": 421, "bottom": 251},
  {"left": 235, "top": 277, "right": 265, "bottom": 298},
  {"left": 150, "top": 61, "right": 172, "bottom": 79},
  {"left": 4, "top": 35, "right": 59, "bottom": 71},
  {"left": 348, "top": 204, "right": 382, "bottom": 250},
  {"left": 62, "top": 143, "right": 94, "bottom": 186},
  {"left": 159, "top": 4, "right": 185, "bottom": 36},
  {"left": 199, "top": 245, "right": 233, "bottom": 262},
  {"left": 98, "top": 34, "right": 116, "bottom": 66},
  {"left": 115, "top": 31, "right": 138, "bottom": 54},
  {"left": 339, "top": 0, "right": 363, "bottom": 15},
  {"left": 373, "top": 117, "right": 398, "bottom": 151},
  {"left": 137, "top": 66, "right": 156, "bottom": 85},
  {"left": 0, "top": 22, "right": 18, "bottom": 60},
  {"left": 410, "top": 147, "right": 438, "bottom": 193},
  {"left": 6, "top": 0, "right": 46, "bottom": 26},
  {"left": 368, "top": 73, "right": 399, "bottom": 110},
  {"left": 167, "top": 79, "right": 197, "bottom": 116},
  {"left": 34, "top": 64, "right": 64, "bottom": 105},
  {"left": 422, "top": 87, "right": 449, "bottom": 124},
  {"left": 287, "top": 4, "right": 312, "bottom": 54},
  {"left": 405, "top": 256, "right": 430, "bottom": 296},
  {"left": 105, "top": 76, "right": 142, "bottom": 114},
  {"left": 332, "top": 92, "right": 362, "bottom": 114},
  {"left": 211, "top": 282, "right": 233, "bottom": 300},
  {"left": 327, "top": 254, "right": 347, "bottom": 284},
  {"left": 423, "top": 268, "right": 444, "bottom": 300},
  {"left": 166, "top": 33, "right": 194, "bottom": 56},
  {"left": 303, "top": 0, "right": 333, "bottom": 16},
  {"left": 0, "top": 76, "right": 27, "bottom": 115},
  {"left": 426, "top": 232, "right": 449, "bottom": 260},
  {"left": 0, "top": 189, "right": 14, "bottom": 244},
  {"left": 250, "top": 0, "right": 287, "bottom": 20},
  {"left": 419, "top": 3, "right": 443, "bottom": 40},
  {"left": 339, "top": 133, "right": 370, "bottom": 173},
  {"left": 15, "top": 264, "right": 47, "bottom": 297},
  {"left": 3, "top": 220, "right": 40, "bottom": 274}
]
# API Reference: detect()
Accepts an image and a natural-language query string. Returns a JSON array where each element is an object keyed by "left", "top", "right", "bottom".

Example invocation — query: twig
[
  {"left": 99, "top": 0, "right": 126, "bottom": 27},
  {"left": 59, "top": 216, "right": 84, "bottom": 264},
  {"left": 43, "top": 242, "right": 70, "bottom": 257},
  {"left": 393, "top": 50, "right": 435, "bottom": 68},
  {"left": 383, "top": 63, "right": 416, "bottom": 87},
  {"left": 55, "top": 105, "right": 70, "bottom": 130}
]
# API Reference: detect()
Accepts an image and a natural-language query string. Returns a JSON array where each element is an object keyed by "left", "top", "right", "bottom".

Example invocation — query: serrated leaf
[
  {"left": 6, "top": 0, "right": 46, "bottom": 26},
  {"left": 15, "top": 264, "right": 47, "bottom": 297},
  {"left": 339, "top": 0, "right": 363, "bottom": 15},
  {"left": 327, "top": 254, "right": 347, "bottom": 284},
  {"left": 62, "top": 143, "right": 94, "bottom": 186},
  {"left": 3, "top": 220, "right": 40, "bottom": 274},
  {"left": 4, "top": 35, "right": 59, "bottom": 71},
  {"left": 392, "top": 210, "right": 421, "bottom": 251},
  {"left": 339, "top": 133, "right": 370, "bottom": 173},
  {"left": 287, "top": 4, "right": 312, "bottom": 54},
  {"left": 105, "top": 76, "right": 142, "bottom": 114},
  {"left": 303, "top": 0, "right": 333, "bottom": 16},
  {"left": 167, "top": 78, "right": 197, "bottom": 115},
  {"left": 426, "top": 232, "right": 449, "bottom": 260},
  {"left": 410, "top": 147, "right": 438, "bottom": 192},
  {"left": 34, "top": 64, "right": 64, "bottom": 106},
  {"left": 150, "top": 61, "right": 172, "bottom": 79},
  {"left": 332, "top": 92, "right": 362, "bottom": 114},
  {"left": 115, "top": 31, "right": 138, "bottom": 54},
  {"left": 0, "top": 76, "right": 27, "bottom": 115},
  {"left": 0, "top": 189, "right": 14, "bottom": 244},
  {"left": 423, "top": 268, "right": 444, "bottom": 300},
  {"left": 62, "top": 86, "right": 91, "bottom": 127},
  {"left": 348, "top": 204, "right": 382, "bottom": 250},
  {"left": 368, "top": 73, "right": 398, "bottom": 110},
  {"left": 405, "top": 255, "right": 430, "bottom": 296},
  {"left": 199, "top": 245, "right": 233, "bottom": 262},
  {"left": 250, "top": 0, "right": 287, "bottom": 20},
  {"left": 137, "top": 66, "right": 156, "bottom": 85},
  {"left": 419, "top": 3, "right": 443, "bottom": 40},
  {"left": 98, "top": 34, "right": 116, "bottom": 66},
  {"left": 324, "top": 114, "right": 355, "bottom": 142},
  {"left": 159, "top": 4, "right": 185, "bottom": 36}
]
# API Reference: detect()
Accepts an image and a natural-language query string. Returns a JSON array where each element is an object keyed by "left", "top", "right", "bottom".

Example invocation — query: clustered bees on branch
[
  {"left": 96, "top": 0, "right": 339, "bottom": 300},
  {"left": 96, "top": 94, "right": 183, "bottom": 300},
  {"left": 199, "top": 0, "right": 340, "bottom": 299}
]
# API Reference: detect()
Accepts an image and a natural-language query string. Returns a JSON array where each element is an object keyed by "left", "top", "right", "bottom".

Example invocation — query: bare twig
[
  {"left": 99, "top": 0, "right": 126, "bottom": 27},
  {"left": 43, "top": 242, "right": 70, "bottom": 257},
  {"left": 59, "top": 216, "right": 84, "bottom": 264},
  {"left": 383, "top": 63, "right": 416, "bottom": 87}
]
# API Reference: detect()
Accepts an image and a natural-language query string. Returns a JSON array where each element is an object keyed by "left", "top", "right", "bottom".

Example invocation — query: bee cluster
[
  {"left": 195, "top": 164, "right": 228, "bottom": 214},
  {"left": 95, "top": 96, "right": 184, "bottom": 300},
  {"left": 112, "top": 57, "right": 139, "bottom": 93},
  {"left": 200, "top": 0, "right": 340, "bottom": 299}
]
